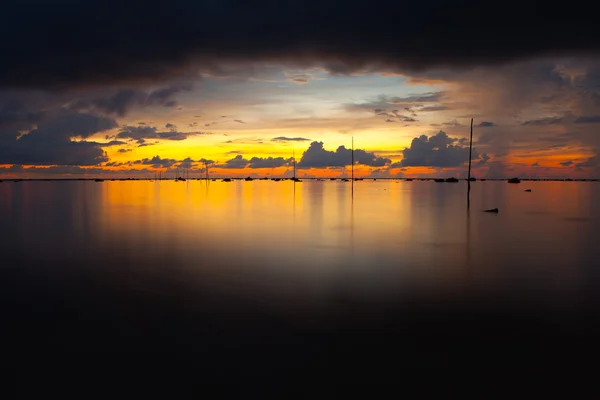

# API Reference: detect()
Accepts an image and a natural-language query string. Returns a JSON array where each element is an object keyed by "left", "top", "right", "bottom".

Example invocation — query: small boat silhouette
[
  {"left": 508, "top": 177, "right": 521, "bottom": 183},
  {"left": 525, "top": 189, "right": 532, "bottom": 192},
  {"left": 484, "top": 208, "right": 499, "bottom": 213},
  {"left": 222, "top": 178, "right": 231, "bottom": 182}
]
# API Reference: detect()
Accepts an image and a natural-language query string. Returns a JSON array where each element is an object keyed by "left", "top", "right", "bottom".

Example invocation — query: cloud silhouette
[
  {"left": 116, "top": 125, "right": 208, "bottom": 143},
  {"left": 248, "top": 157, "right": 291, "bottom": 169},
  {"left": 576, "top": 156, "right": 598, "bottom": 168},
  {"left": 69, "top": 85, "right": 191, "bottom": 116},
  {"left": 0, "top": 111, "right": 117, "bottom": 165},
  {"left": 521, "top": 117, "right": 564, "bottom": 126},
  {"left": 298, "top": 141, "right": 390, "bottom": 168},
  {"left": 399, "top": 130, "right": 476, "bottom": 167},
  {"left": 219, "top": 155, "right": 292, "bottom": 169},
  {"left": 134, "top": 156, "right": 179, "bottom": 168},
  {"left": 221, "top": 155, "right": 249, "bottom": 169}
]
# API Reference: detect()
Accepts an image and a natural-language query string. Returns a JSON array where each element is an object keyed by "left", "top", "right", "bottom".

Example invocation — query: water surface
[{"left": 2, "top": 180, "right": 600, "bottom": 372}]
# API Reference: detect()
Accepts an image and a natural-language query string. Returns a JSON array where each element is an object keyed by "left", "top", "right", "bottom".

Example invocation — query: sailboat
[{"left": 292, "top": 150, "right": 302, "bottom": 182}]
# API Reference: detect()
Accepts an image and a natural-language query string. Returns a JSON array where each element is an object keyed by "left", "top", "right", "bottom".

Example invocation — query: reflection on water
[{"left": 2, "top": 180, "right": 600, "bottom": 369}]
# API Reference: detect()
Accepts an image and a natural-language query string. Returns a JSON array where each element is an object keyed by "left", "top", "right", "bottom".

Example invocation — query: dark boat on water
[
  {"left": 222, "top": 178, "right": 231, "bottom": 182},
  {"left": 508, "top": 177, "right": 521, "bottom": 183}
]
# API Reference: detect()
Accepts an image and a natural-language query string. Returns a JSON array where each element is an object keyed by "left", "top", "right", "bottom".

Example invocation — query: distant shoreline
[{"left": 1, "top": 177, "right": 598, "bottom": 182}]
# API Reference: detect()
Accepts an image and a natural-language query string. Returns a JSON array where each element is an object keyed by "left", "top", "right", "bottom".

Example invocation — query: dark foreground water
[{"left": 2, "top": 179, "right": 600, "bottom": 379}]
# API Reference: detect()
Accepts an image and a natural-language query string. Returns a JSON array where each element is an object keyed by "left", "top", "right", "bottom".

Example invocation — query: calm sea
[{"left": 2, "top": 179, "right": 600, "bottom": 373}]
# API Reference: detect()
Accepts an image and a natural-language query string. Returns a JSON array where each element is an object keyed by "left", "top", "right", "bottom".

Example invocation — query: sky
[{"left": 1, "top": 0, "right": 600, "bottom": 179}]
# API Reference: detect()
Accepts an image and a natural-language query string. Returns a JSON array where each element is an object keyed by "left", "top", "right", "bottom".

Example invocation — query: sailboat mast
[
  {"left": 467, "top": 118, "right": 474, "bottom": 209},
  {"left": 351, "top": 136, "right": 354, "bottom": 181}
]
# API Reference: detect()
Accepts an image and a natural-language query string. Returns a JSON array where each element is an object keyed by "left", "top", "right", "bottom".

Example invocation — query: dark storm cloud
[
  {"left": 297, "top": 142, "right": 390, "bottom": 168},
  {"left": 0, "top": 99, "right": 44, "bottom": 128},
  {"left": 560, "top": 160, "right": 574, "bottom": 166},
  {"left": 400, "top": 130, "right": 477, "bottom": 167},
  {"left": 0, "top": 111, "right": 117, "bottom": 165},
  {"left": 116, "top": 125, "right": 208, "bottom": 143},
  {"left": 2, "top": 1, "right": 599, "bottom": 88},
  {"left": 69, "top": 85, "right": 191, "bottom": 117},
  {"left": 0, "top": 164, "right": 107, "bottom": 175},
  {"left": 272, "top": 136, "right": 310, "bottom": 142},
  {"left": 477, "top": 121, "right": 496, "bottom": 127}
]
